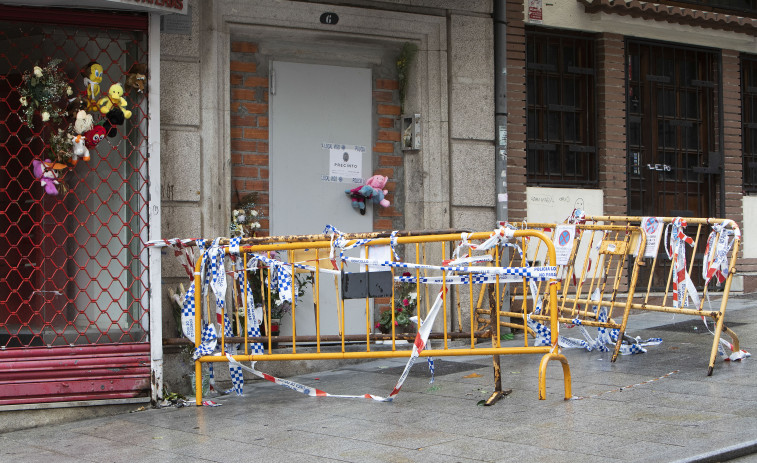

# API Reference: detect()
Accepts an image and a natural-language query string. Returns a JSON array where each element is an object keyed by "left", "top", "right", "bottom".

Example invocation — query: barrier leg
[
  {"left": 708, "top": 315, "right": 726, "bottom": 377},
  {"left": 484, "top": 354, "right": 512, "bottom": 406},
  {"left": 538, "top": 353, "right": 572, "bottom": 400},
  {"left": 195, "top": 360, "right": 203, "bottom": 406}
]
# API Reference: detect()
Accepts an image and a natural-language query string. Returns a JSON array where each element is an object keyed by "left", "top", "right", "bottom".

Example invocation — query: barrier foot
[
  {"left": 484, "top": 388, "right": 512, "bottom": 406},
  {"left": 538, "top": 352, "right": 572, "bottom": 400},
  {"left": 708, "top": 314, "right": 727, "bottom": 377},
  {"left": 724, "top": 326, "right": 740, "bottom": 352}
]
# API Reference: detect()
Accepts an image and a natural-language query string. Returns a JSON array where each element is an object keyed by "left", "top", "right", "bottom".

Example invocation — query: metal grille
[
  {"left": 526, "top": 30, "right": 598, "bottom": 187},
  {"left": 743, "top": 55, "right": 757, "bottom": 193},
  {"left": 626, "top": 40, "right": 721, "bottom": 289},
  {"left": 0, "top": 11, "right": 150, "bottom": 349}
]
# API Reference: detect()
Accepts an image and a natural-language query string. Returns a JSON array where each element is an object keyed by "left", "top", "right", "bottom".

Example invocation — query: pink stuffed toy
[
  {"left": 32, "top": 159, "right": 60, "bottom": 196},
  {"left": 345, "top": 174, "right": 390, "bottom": 214}
]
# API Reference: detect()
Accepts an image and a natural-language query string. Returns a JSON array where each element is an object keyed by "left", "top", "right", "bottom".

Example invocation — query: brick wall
[
  {"left": 506, "top": 0, "right": 527, "bottom": 222},
  {"left": 373, "top": 80, "right": 404, "bottom": 231},
  {"left": 597, "top": 33, "right": 627, "bottom": 216},
  {"left": 229, "top": 40, "right": 404, "bottom": 235},
  {"left": 230, "top": 40, "right": 270, "bottom": 233},
  {"left": 722, "top": 51, "right": 754, "bottom": 289}
]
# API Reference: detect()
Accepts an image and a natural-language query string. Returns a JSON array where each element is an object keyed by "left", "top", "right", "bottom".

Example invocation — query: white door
[{"left": 269, "top": 61, "right": 373, "bottom": 337}]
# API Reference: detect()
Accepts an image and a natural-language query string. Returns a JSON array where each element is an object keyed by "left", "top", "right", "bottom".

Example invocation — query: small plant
[{"left": 376, "top": 273, "right": 417, "bottom": 334}]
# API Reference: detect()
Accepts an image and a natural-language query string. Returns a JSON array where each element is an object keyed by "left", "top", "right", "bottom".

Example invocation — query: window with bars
[
  {"left": 0, "top": 9, "right": 150, "bottom": 348},
  {"left": 744, "top": 55, "right": 757, "bottom": 193},
  {"left": 526, "top": 30, "right": 598, "bottom": 187}
]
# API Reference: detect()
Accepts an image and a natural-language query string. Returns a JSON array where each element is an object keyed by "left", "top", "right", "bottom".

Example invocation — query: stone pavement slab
[{"left": 1, "top": 297, "right": 755, "bottom": 462}]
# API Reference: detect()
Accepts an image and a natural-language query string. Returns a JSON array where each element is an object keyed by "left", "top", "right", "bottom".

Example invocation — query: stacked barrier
[
  {"left": 185, "top": 228, "right": 572, "bottom": 405},
  {"left": 488, "top": 215, "right": 743, "bottom": 376}
]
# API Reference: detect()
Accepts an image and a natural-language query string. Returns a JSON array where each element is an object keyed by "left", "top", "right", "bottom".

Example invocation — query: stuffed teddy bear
[
  {"left": 345, "top": 174, "right": 391, "bottom": 214},
  {"left": 32, "top": 159, "right": 60, "bottom": 196}
]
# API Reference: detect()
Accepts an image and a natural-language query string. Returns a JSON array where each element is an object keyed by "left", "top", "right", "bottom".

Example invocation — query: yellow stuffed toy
[
  {"left": 98, "top": 83, "right": 132, "bottom": 119},
  {"left": 82, "top": 62, "right": 103, "bottom": 111},
  {"left": 83, "top": 62, "right": 103, "bottom": 101}
]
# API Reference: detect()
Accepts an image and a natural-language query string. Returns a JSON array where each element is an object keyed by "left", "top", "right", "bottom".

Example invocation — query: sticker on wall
[
  {"left": 553, "top": 224, "right": 576, "bottom": 266},
  {"left": 528, "top": 0, "right": 543, "bottom": 24}
]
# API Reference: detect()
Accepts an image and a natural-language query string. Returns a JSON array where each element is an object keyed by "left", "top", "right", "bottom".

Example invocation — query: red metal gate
[{"left": 0, "top": 6, "right": 151, "bottom": 405}]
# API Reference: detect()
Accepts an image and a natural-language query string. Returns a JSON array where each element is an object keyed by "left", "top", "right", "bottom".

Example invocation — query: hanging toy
[
  {"left": 32, "top": 159, "right": 60, "bottom": 196},
  {"left": 69, "top": 110, "right": 93, "bottom": 165},
  {"left": 84, "top": 124, "right": 106, "bottom": 149},
  {"left": 345, "top": 174, "right": 391, "bottom": 215},
  {"left": 82, "top": 62, "right": 103, "bottom": 111},
  {"left": 124, "top": 63, "right": 147, "bottom": 95},
  {"left": 98, "top": 83, "right": 132, "bottom": 138}
]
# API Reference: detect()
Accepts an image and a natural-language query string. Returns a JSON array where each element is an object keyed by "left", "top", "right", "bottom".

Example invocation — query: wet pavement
[{"left": 1, "top": 296, "right": 756, "bottom": 462}]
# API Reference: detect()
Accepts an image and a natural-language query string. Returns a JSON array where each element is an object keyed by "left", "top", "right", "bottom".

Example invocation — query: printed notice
[
  {"left": 553, "top": 224, "right": 576, "bottom": 266},
  {"left": 367, "top": 245, "right": 391, "bottom": 272},
  {"left": 640, "top": 217, "right": 664, "bottom": 258},
  {"left": 329, "top": 148, "right": 362, "bottom": 179}
]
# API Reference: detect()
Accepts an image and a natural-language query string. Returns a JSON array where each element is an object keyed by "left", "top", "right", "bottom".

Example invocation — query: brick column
[
  {"left": 230, "top": 40, "right": 270, "bottom": 233},
  {"left": 374, "top": 80, "right": 403, "bottom": 231},
  {"left": 597, "top": 33, "right": 627, "bottom": 216},
  {"left": 506, "top": 0, "right": 527, "bottom": 222},
  {"left": 722, "top": 51, "right": 752, "bottom": 289}
]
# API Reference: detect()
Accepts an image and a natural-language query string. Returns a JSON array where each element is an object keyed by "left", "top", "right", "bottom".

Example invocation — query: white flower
[
  {"left": 19, "top": 96, "right": 27, "bottom": 106},
  {"left": 66, "top": 86, "right": 73, "bottom": 96},
  {"left": 237, "top": 214, "right": 246, "bottom": 223},
  {"left": 232, "top": 209, "right": 240, "bottom": 217},
  {"left": 41, "top": 111, "right": 50, "bottom": 122},
  {"left": 253, "top": 222, "right": 261, "bottom": 228},
  {"left": 251, "top": 210, "right": 258, "bottom": 217},
  {"left": 33, "top": 66, "right": 43, "bottom": 77}
]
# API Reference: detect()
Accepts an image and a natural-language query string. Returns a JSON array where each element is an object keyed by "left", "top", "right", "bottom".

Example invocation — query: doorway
[
  {"left": 269, "top": 61, "right": 373, "bottom": 337},
  {"left": 625, "top": 40, "right": 722, "bottom": 288}
]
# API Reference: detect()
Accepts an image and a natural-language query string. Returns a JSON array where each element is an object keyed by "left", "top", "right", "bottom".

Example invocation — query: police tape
[{"left": 223, "top": 288, "right": 447, "bottom": 402}]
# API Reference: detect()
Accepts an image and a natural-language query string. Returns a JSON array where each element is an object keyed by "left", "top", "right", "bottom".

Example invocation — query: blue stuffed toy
[{"left": 345, "top": 174, "right": 391, "bottom": 215}]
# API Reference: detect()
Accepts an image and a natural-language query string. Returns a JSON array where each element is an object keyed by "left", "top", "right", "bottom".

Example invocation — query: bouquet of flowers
[
  {"left": 18, "top": 59, "right": 72, "bottom": 128},
  {"left": 230, "top": 192, "right": 262, "bottom": 238},
  {"left": 376, "top": 273, "right": 417, "bottom": 333}
]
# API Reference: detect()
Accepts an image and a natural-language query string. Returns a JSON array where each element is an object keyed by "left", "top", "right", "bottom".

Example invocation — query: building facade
[
  {"left": 1, "top": 0, "right": 755, "bottom": 412},
  {"left": 504, "top": 0, "right": 756, "bottom": 291}
]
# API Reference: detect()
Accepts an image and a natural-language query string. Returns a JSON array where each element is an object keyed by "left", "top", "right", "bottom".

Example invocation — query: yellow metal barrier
[
  {"left": 492, "top": 216, "right": 741, "bottom": 376},
  {"left": 192, "top": 229, "right": 572, "bottom": 405}
]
